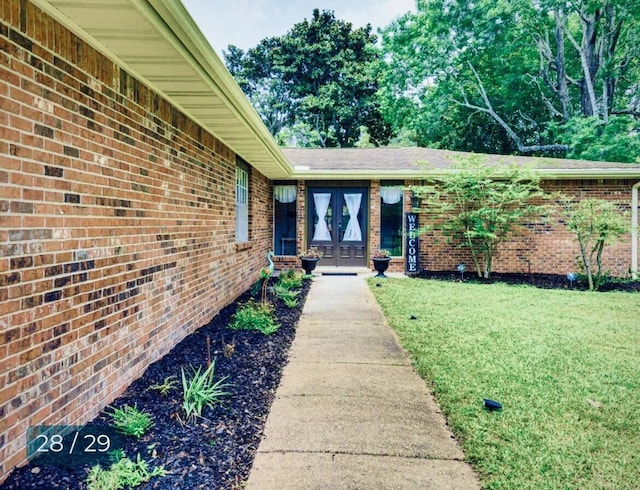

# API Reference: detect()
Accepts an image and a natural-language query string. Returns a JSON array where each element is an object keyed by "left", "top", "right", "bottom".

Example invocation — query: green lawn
[{"left": 368, "top": 278, "right": 640, "bottom": 489}]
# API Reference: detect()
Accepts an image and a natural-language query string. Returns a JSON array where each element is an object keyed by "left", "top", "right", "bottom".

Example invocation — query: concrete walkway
[{"left": 246, "top": 273, "right": 480, "bottom": 489}]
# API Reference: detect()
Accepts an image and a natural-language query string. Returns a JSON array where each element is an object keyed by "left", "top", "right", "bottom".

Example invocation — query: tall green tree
[
  {"left": 224, "top": 9, "right": 390, "bottom": 147},
  {"left": 378, "top": 0, "right": 640, "bottom": 161}
]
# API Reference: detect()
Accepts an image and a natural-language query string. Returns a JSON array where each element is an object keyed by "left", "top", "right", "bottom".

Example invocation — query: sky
[{"left": 182, "top": 0, "right": 415, "bottom": 54}]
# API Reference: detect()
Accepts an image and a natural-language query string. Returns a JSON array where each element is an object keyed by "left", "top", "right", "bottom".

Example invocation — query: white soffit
[{"left": 34, "top": 0, "right": 293, "bottom": 179}]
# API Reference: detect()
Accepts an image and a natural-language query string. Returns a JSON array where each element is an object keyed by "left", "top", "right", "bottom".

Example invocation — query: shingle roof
[{"left": 282, "top": 147, "right": 640, "bottom": 179}]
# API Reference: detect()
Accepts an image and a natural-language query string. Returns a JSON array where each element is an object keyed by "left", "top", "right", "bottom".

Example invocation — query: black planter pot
[
  {"left": 372, "top": 257, "right": 391, "bottom": 277},
  {"left": 300, "top": 257, "right": 320, "bottom": 275}
]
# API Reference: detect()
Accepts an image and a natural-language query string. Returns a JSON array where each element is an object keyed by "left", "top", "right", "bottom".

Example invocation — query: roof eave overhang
[
  {"left": 32, "top": 0, "right": 294, "bottom": 180},
  {"left": 142, "top": 0, "right": 293, "bottom": 178}
]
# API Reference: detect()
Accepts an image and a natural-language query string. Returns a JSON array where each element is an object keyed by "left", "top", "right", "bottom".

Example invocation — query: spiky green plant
[{"left": 181, "top": 360, "right": 231, "bottom": 422}]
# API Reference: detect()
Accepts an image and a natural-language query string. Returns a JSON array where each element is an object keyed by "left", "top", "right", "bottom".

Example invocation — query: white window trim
[{"left": 236, "top": 161, "right": 249, "bottom": 243}]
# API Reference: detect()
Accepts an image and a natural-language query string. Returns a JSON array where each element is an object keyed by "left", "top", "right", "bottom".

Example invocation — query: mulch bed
[
  {"left": 1, "top": 279, "right": 311, "bottom": 490},
  {"left": 416, "top": 270, "right": 640, "bottom": 292}
]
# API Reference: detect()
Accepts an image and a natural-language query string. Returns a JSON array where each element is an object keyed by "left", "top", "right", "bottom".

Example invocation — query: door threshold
[
  {"left": 315, "top": 266, "right": 371, "bottom": 276},
  {"left": 321, "top": 272, "right": 358, "bottom": 276}
]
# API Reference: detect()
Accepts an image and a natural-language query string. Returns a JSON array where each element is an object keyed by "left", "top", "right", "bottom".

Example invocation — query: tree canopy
[
  {"left": 223, "top": 3, "right": 639, "bottom": 162},
  {"left": 377, "top": 0, "right": 640, "bottom": 161},
  {"left": 224, "top": 9, "right": 390, "bottom": 148}
]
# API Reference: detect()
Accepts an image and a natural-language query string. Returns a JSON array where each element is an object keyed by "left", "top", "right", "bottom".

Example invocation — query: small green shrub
[
  {"left": 229, "top": 300, "right": 280, "bottom": 335},
  {"left": 107, "top": 404, "right": 154, "bottom": 439},
  {"left": 271, "top": 283, "right": 300, "bottom": 302},
  {"left": 86, "top": 453, "right": 166, "bottom": 490},
  {"left": 564, "top": 198, "right": 628, "bottom": 290},
  {"left": 147, "top": 375, "right": 178, "bottom": 396},
  {"left": 282, "top": 296, "right": 298, "bottom": 309},
  {"left": 181, "top": 360, "right": 231, "bottom": 422},
  {"left": 277, "top": 269, "right": 303, "bottom": 289}
]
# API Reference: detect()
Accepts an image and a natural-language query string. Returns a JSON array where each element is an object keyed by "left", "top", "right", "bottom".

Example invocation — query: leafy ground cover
[
  {"left": 1, "top": 276, "right": 310, "bottom": 490},
  {"left": 369, "top": 274, "right": 640, "bottom": 489}
]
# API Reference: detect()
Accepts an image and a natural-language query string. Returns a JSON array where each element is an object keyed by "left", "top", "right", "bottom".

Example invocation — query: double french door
[{"left": 308, "top": 187, "right": 368, "bottom": 267}]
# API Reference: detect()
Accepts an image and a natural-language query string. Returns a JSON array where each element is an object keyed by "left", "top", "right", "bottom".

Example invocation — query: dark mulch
[
  {"left": 416, "top": 270, "right": 640, "bottom": 292},
  {"left": 1, "top": 278, "right": 311, "bottom": 490}
]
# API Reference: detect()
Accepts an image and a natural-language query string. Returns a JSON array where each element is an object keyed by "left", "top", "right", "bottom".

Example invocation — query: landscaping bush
[
  {"left": 563, "top": 198, "right": 628, "bottom": 290},
  {"left": 229, "top": 300, "right": 280, "bottom": 335},
  {"left": 86, "top": 453, "right": 166, "bottom": 490},
  {"left": 107, "top": 404, "right": 154, "bottom": 439},
  {"left": 412, "top": 155, "right": 550, "bottom": 278},
  {"left": 277, "top": 269, "right": 304, "bottom": 290}
]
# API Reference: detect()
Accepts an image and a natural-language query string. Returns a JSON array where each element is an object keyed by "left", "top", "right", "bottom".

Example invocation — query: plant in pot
[
  {"left": 299, "top": 247, "right": 323, "bottom": 275},
  {"left": 371, "top": 250, "right": 391, "bottom": 277}
]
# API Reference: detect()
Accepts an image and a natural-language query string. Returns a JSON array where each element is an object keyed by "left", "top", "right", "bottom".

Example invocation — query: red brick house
[
  {"left": 0, "top": 0, "right": 639, "bottom": 480},
  {"left": 279, "top": 148, "right": 639, "bottom": 278}
]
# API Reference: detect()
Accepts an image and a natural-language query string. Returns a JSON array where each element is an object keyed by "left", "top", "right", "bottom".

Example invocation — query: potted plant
[
  {"left": 371, "top": 250, "right": 391, "bottom": 277},
  {"left": 299, "top": 247, "right": 323, "bottom": 275}
]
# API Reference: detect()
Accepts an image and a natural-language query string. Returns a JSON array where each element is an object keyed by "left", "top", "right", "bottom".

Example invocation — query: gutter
[
  {"left": 289, "top": 167, "right": 640, "bottom": 181},
  {"left": 633, "top": 182, "right": 640, "bottom": 279}
]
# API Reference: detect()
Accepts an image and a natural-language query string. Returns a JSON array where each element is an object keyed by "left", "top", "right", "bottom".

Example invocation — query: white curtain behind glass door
[
  {"left": 343, "top": 193, "right": 362, "bottom": 241},
  {"left": 312, "top": 193, "right": 332, "bottom": 241},
  {"left": 380, "top": 185, "right": 403, "bottom": 204}
]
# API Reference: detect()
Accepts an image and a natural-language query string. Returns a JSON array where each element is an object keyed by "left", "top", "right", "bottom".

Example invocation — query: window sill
[{"left": 235, "top": 242, "right": 253, "bottom": 252}]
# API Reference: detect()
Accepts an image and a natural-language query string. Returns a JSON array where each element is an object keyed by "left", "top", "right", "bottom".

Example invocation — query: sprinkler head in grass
[{"left": 483, "top": 398, "right": 502, "bottom": 411}]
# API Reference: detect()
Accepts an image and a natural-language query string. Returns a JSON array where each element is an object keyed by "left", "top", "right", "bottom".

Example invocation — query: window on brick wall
[
  {"left": 274, "top": 184, "right": 297, "bottom": 255},
  {"left": 236, "top": 159, "right": 249, "bottom": 243},
  {"left": 380, "top": 183, "right": 404, "bottom": 256}
]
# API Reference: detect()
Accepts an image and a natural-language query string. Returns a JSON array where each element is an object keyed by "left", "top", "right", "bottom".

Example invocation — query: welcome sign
[{"left": 405, "top": 213, "right": 419, "bottom": 275}]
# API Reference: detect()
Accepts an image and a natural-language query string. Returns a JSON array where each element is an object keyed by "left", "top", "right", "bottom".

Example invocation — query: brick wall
[
  {"left": 0, "top": 1, "right": 272, "bottom": 479},
  {"left": 415, "top": 179, "right": 636, "bottom": 277},
  {"left": 277, "top": 178, "right": 635, "bottom": 277}
]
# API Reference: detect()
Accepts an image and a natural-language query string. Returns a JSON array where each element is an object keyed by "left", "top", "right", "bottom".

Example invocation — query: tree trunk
[
  {"left": 575, "top": 8, "right": 602, "bottom": 118},
  {"left": 583, "top": 249, "right": 595, "bottom": 291},
  {"left": 594, "top": 240, "right": 606, "bottom": 289},
  {"left": 466, "top": 233, "right": 483, "bottom": 278},
  {"left": 483, "top": 252, "right": 492, "bottom": 279},
  {"left": 600, "top": 4, "right": 624, "bottom": 119},
  {"left": 554, "top": 10, "right": 571, "bottom": 121}
]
